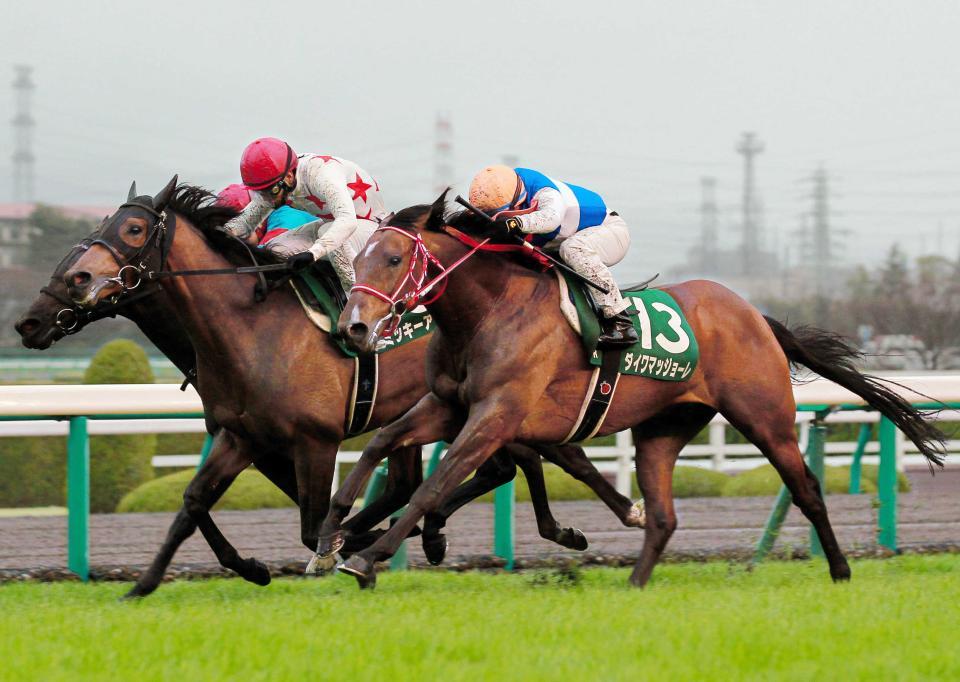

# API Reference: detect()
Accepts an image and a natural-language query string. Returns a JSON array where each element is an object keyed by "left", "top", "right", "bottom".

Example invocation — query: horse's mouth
[
  {"left": 20, "top": 326, "right": 61, "bottom": 350},
  {"left": 69, "top": 278, "right": 120, "bottom": 309}
]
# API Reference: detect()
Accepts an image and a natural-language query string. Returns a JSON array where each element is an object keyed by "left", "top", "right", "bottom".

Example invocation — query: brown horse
[
  {"left": 58, "top": 180, "right": 644, "bottom": 592},
  {"left": 317, "top": 193, "right": 946, "bottom": 589}
]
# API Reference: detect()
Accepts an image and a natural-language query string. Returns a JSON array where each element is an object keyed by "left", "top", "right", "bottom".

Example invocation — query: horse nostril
[
  {"left": 15, "top": 318, "right": 39, "bottom": 336},
  {"left": 348, "top": 322, "right": 369, "bottom": 340},
  {"left": 71, "top": 271, "right": 92, "bottom": 288}
]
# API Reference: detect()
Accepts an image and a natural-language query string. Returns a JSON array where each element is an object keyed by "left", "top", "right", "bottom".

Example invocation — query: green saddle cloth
[
  {"left": 294, "top": 270, "right": 434, "bottom": 358},
  {"left": 561, "top": 271, "right": 699, "bottom": 381}
]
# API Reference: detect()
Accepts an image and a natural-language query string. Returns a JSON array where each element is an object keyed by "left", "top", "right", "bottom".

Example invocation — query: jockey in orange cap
[
  {"left": 469, "top": 165, "right": 638, "bottom": 349},
  {"left": 221, "top": 137, "right": 387, "bottom": 291}
]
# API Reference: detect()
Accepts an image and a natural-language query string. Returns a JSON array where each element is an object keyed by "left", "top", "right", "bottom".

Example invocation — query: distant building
[{"left": 0, "top": 203, "right": 113, "bottom": 268}]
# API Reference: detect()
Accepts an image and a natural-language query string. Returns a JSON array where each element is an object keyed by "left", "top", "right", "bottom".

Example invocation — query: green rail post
[
  {"left": 358, "top": 462, "right": 407, "bottom": 570},
  {"left": 426, "top": 442, "right": 445, "bottom": 477},
  {"left": 848, "top": 423, "right": 872, "bottom": 494},
  {"left": 877, "top": 416, "right": 898, "bottom": 552},
  {"left": 196, "top": 432, "right": 215, "bottom": 470},
  {"left": 753, "top": 485, "right": 791, "bottom": 564},
  {"left": 66, "top": 417, "right": 90, "bottom": 581},
  {"left": 493, "top": 479, "right": 515, "bottom": 570},
  {"left": 807, "top": 420, "right": 827, "bottom": 558}
]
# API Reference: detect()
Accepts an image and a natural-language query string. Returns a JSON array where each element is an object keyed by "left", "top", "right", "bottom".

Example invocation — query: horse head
[
  {"left": 64, "top": 176, "right": 178, "bottom": 308},
  {"left": 338, "top": 192, "right": 451, "bottom": 353},
  {"left": 14, "top": 237, "right": 101, "bottom": 349}
]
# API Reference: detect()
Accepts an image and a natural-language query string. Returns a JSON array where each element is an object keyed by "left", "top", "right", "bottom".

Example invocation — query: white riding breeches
[
  {"left": 557, "top": 213, "right": 631, "bottom": 316},
  {"left": 262, "top": 218, "right": 379, "bottom": 290}
]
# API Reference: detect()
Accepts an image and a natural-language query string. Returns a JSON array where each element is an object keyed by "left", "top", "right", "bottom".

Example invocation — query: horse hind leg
[
  {"left": 509, "top": 444, "right": 589, "bottom": 551},
  {"left": 629, "top": 404, "right": 715, "bottom": 588},
  {"left": 720, "top": 396, "right": 851, "bottom": 582},
  {"left": 540, "top": 443, "right": 644, "bottom": 528}
]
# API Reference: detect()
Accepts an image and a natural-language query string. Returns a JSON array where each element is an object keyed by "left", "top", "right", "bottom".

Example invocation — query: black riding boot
[{"left": 597, "top": 310, "right": 639, "bottom": 350}]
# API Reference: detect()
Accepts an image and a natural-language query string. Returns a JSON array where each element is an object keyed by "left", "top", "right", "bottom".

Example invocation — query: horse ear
[
  {"left": 127, "top": 181, "right": 137, "bottom": 201},
  {"left": 425, "top": 188, "right": 450, "bottom": 231},
  {"left": 153, "top": 175, "right": 178, "bottom": 211}
]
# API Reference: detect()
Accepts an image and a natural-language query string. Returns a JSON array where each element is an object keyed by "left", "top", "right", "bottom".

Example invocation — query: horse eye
[
  {"left": 129, "top": 225, "right": 142, "bottom": 235},
  {"left": 388, "top": 255, "right": 402, "bottom": 266}
]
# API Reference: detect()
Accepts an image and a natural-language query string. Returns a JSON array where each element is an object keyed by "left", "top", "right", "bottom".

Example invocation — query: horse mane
[
  {"left": 388, "top": 189, "right": 510, "bottom": 242},
  {"left": 164, "top": 184, "right": 268, "bottom": 265},
  {"left": 167, "top": 184, "right": 239, "bottom": 234}
]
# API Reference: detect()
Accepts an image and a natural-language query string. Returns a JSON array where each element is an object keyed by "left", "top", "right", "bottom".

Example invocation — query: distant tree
[{"left": 27, "top": 205, "right": 97, "bottom": 271}]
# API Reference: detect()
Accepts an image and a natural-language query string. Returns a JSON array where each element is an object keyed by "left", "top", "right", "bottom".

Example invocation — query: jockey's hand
[
  {"left": 495, "top": 216, "right": 523, "bottom": 238},
  {"left": 287, "top": 251, "right": 316, "bottom": 270}
]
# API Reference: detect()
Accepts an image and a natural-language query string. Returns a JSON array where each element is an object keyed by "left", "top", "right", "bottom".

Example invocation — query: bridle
[
  {"left": 78, "top": 198, "right": 280, "bottom": 306},
  {"left": 80, "top": 200, "right": 175, "bottom": 302},
  {"left": 42, "top": 230, "right": 166, "bottom": 335},
  {"left": 350, "top": 223, "right": 491, "bottom": 337}
]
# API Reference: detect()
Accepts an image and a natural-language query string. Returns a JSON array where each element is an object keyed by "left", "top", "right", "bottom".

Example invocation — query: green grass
[{"left": 1, "top": 556, "right": 957, "bottom": 680}]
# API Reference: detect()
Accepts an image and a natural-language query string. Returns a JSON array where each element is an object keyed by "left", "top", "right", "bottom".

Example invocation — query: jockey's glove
[
  {"left": 287, "top": 251, "right": 316, "bottom": 270},
  {"left": 495, "top": 216, "right": 523, "bottom": 238}
]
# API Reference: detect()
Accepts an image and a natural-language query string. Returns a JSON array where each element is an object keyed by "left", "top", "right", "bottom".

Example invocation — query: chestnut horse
[
  {"left": 317, "top": 193, "right": 945, "bottom": 589},
  {"left": 57, "top": 180, "right": 643, "bottom": 594}
]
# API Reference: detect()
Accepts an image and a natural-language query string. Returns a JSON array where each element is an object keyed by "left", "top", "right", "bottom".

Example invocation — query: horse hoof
[
  {"left": 120, "top": 582, "right": 155, "bottom": 601},
  {"left": 338, "top": 555, "right": 377, "bottom": 590},
  {"left": 625, "top": 500, "right": 646, "bottom": 528},
  {"left": 558, "top": 527, "right": 589, "bottom": 551},
  {"left": 318, "top": 531, "right": 345, "bottom": 559},
  {"left": 241, "top": 558, "right": 272, "bottom": 586},
  {"left": 831, "top": 563, "right": 852, "bottom": 583},
  {"left": 305, "top": 552, "right": 339, "bottom": 576},
  {"left": 422, "top": 533, "right": 448, "bottom": 566}
]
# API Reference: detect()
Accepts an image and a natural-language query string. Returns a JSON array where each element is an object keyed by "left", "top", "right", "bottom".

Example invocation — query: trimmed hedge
[
  {"left": 719, "top": 463, "right": 914, "bottom": 497},
  {"left": 0, "top": 436, "right": 66, "bottom": 507},
  {"left": 117, "top": 460, "right": 912, "bottom": 513},
  {"left": 117, "top": 468, "right": 296, "bottom": 513},
  {"left": 84, "top": 340, "right": 157, "bottom": 512}
]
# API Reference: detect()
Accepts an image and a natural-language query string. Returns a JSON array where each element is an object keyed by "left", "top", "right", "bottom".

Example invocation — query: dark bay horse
[
  {"left": 57, "top": 180, "right": 643, "bottom": 593},
  {"left": 317, "top": 193, "right": 946, "bottom": 589}
]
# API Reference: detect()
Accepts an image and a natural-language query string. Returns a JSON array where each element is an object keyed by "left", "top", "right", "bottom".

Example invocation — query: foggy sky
[{"left": 2, "top": 0, "right": 960, "bottom": 283}]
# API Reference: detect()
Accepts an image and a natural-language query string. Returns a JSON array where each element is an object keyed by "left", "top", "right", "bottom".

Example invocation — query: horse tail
[{"left": 764, "top": 316, "right": 946, "bottom": 468}]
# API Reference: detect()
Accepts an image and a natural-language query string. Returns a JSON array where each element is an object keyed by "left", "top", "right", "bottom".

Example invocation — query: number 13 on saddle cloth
[{"left": 557, "top": 270, "right": 699, "bottom": 381}]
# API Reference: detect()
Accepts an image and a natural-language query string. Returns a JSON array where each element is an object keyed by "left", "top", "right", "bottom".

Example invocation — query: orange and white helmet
[{"left": 468, "top": 165, "right": 526, "bottom": 213}]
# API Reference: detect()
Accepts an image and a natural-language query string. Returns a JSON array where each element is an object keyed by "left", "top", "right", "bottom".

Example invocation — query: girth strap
[
  {"left": 347, "top": 353, "right": 379, "bottom": 435},
  {"left": 561, "top": 351, "right": 621, "bottom": 444}
]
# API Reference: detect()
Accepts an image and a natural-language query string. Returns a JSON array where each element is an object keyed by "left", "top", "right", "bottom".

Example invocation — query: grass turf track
[{"left": 1, "top": 555, "right": 958, "bottom": 681}]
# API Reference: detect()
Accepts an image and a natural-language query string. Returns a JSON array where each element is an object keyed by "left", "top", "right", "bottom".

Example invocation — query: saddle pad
[
  {"left": 558, "top": 270, "right": 699, "bottom": 382},
  {"left": 292, "top": 271, "right": 434, "bottom": 358}
]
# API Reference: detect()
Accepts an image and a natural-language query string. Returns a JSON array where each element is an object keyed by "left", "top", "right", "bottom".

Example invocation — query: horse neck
[
  {"left": 421, "top": 231, "right": 528, "bottom": 345},
  {"left": 122, "top": 291, "right": 197, "bottom": 379},
  {"left": 156, "top": 215, "right": 269, "bottom": 370}
]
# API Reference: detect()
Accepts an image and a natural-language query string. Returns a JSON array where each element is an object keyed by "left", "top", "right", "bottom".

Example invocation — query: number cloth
[{"left": 562, "top": 270, "right": 699, "bottom": 381}]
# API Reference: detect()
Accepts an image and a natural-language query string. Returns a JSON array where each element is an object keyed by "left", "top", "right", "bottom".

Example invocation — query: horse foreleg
[
  {"left": 339, "top": 445, "right": 425, "bottom": 552},
  {"left": 339, "top": 405, "right": 516, "bottom": 589},
  {"left": 293, "top": 436, "right": 339, "bottom": 575},
  {"left": 124, "top": 434, "right": 299, "bottom": 600},
  {"left": 421, "top": 450, "right": 519, "bottom": 565},
  {"left": 317, "top": 393, "right": 461, "bottom": 559},
  {"left": 541, "top": 443, "right": 645, "bottom": 528},
  {"left": 180, "top": 432, "right": 273, "bottom": 586}
]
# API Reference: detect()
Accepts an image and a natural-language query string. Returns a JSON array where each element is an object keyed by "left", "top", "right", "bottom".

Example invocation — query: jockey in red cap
[{"left": 222, "top": 137, "right": 387, "bottom": 290}]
